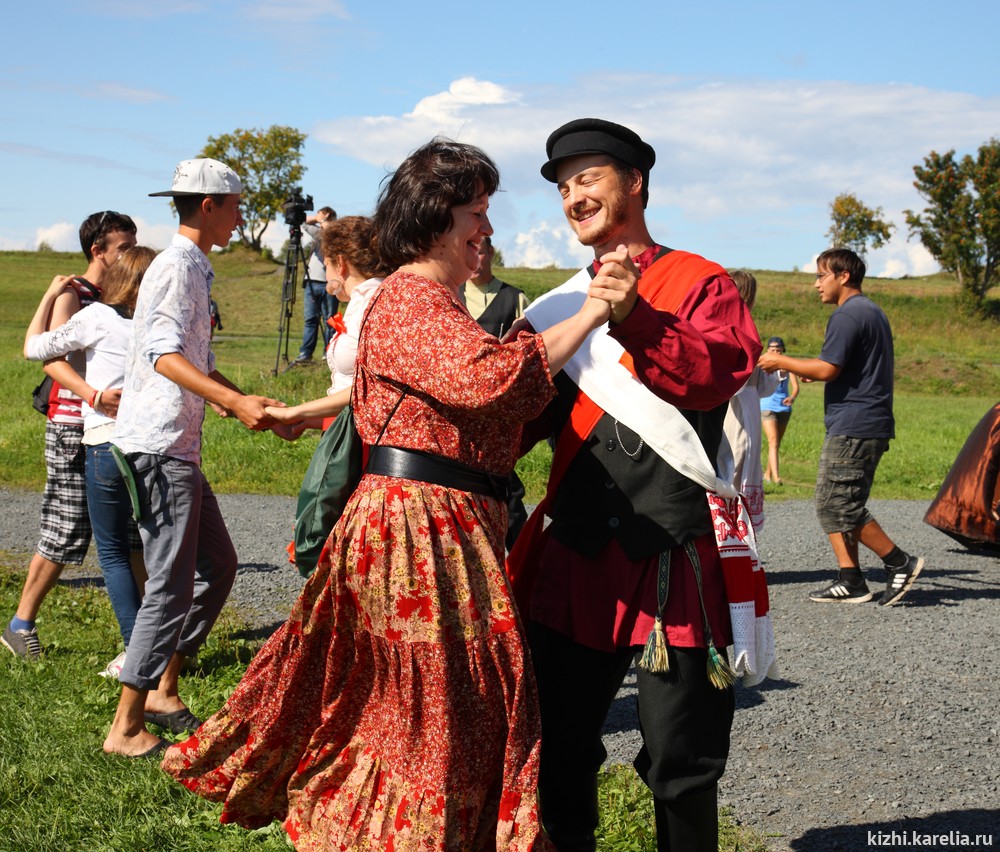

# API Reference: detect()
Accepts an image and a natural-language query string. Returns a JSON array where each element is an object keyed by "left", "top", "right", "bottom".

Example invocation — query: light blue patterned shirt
[{"left": 113, "top": 233, "right": 217, "bottom": 464}]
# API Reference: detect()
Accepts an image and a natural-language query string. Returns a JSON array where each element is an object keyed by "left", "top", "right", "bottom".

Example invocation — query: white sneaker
[{"left": 99, "top": 650, "right": 127, "bottom": 680}]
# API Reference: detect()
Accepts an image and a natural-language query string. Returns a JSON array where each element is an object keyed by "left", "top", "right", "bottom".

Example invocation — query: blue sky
[{"left": 3, "top": 0, "right": 999, "bottom": 276}]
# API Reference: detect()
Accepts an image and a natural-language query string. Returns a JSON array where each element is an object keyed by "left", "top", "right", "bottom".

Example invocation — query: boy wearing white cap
[{"left": 104, "top": 158, "right": 284, "bottom": 758}]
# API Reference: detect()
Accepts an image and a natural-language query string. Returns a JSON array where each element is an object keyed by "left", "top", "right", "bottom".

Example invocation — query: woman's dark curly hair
[
  {"left": 319, "top": 216, "right": 391, "bottom": 279},
  {"left": 373, "top": 138, "right": 500, "bottom": 269}
]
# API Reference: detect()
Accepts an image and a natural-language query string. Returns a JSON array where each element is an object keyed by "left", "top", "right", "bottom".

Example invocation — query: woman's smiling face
[{"left": 431, "top": 190, "right": 493, "bottom": 287}]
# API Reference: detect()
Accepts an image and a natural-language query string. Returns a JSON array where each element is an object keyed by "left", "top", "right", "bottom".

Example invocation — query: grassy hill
[{"left": 2, "top": 246, "right": 998, "bottom": 502}]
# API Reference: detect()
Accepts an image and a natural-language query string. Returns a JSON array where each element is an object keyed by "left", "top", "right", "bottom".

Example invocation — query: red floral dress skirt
[{"left": 162, "top": 474, "right": 552, "bottom": 851}]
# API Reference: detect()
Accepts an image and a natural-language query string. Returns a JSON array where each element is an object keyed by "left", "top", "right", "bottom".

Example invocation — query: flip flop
[
  {"left": 144, "top": 707, "right": 202, "bottom": 734},
  {"left": 111, "top": 737, "right": 169, "bottom": 759}
]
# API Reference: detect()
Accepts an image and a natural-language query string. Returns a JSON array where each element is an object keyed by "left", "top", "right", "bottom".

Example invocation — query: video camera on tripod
[
  {"left": 282, "top": 188, "right": 314, "bottom": 228},
  {"left": 272, "top": 187, "right": 315, "bottom": 374}
]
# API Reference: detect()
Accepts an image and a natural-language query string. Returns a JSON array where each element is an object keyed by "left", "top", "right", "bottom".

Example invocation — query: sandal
[
  {"left": 110, "top": 737, "right": 169, "bottom": 759},
  {"left": 144, "top": 707, "right": 202, "bottom": 734}
]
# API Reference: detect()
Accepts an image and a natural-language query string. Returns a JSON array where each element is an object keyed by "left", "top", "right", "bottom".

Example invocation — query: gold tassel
[
  {"left": 639, "top": 617, "right": 670, "bottom": 673},
  {"left": 706, "top": 644, "right": 735, "bottom": 689}
]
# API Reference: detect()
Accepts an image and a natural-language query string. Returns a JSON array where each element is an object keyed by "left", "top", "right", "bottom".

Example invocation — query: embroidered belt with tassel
[{"left": 638, "top": 542, "right": 736, "bottom": 690}]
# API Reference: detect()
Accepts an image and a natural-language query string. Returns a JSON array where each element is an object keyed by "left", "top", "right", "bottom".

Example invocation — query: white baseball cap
[{"left": 149, "top": 158, "right": 243, "bottom": 197}]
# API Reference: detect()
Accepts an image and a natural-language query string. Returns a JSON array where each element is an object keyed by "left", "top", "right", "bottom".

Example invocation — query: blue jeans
[
  {"left": 86, "top": 443, "right": 142, "bottom": 645},
  {"left": 299, "top": 279, "right": 336, "bottom": 359}
]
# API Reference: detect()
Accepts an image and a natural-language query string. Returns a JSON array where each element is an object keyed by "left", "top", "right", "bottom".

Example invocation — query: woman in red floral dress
[{"left": 161, "top": 139, "right": 614, "bottom": 850}]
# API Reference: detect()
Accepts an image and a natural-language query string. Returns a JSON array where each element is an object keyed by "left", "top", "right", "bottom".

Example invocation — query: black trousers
[{"left": 528, "top": 621, "right": 734, "bottom": 851}]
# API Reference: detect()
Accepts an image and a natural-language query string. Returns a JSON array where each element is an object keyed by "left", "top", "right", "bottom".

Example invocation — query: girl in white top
[
  {"left": 23, "top": 247, "right": 156, "bottom": 666},
  {"left": 722, "top": 270, "right": 779, "bottom": 530},
  {"left": 267, "top": 216, "right": 389, "bottom": 429}
]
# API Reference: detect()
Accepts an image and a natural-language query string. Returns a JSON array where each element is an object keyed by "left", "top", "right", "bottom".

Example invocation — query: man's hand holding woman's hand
[
  {"left": 589, "top": 245, "right": 640, "bottom": 324},
  {"left": 230, "top": 395, "right": 283, "bottom": 430}
]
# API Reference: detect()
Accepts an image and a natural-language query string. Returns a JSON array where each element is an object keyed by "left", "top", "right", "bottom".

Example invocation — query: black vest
[
  {"left": 473, "top": 280, "right": 523, "bottom": 338},
  {"left": 546, "top": 373, "right": 726, "bottom": 560}
]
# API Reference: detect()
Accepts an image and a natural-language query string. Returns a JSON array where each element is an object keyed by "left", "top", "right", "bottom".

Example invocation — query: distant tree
[
  {"left": 826, "top": 192, "right": 894, "bottom": 257},
  {"left": 905, "top": 138, "right": 1000, "bottom": 311},
  {"left": 200, "top": 125, "right": 307, "bottom": 252},
  {"left": 36, "top": 240, "right": 54, "bottom": 253},
  {"left": 492, "top": 246, "right": 505, "bottom": 268}
]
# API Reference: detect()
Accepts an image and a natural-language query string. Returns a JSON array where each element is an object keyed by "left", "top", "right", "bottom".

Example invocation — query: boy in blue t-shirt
[{"left": 758, "top": 247, "right": 923, "bottom": 606}]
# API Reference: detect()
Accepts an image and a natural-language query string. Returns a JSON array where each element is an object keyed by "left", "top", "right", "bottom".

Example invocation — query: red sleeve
[
  {"left": 368, "top": 275, "right": 555, "bottom": 424},
  {"left": 608, "top": 273, "right": 762, "bottom": 410}
]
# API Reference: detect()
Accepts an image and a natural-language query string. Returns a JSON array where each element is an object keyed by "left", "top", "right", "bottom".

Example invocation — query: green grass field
[{"left": 2, "top": 247, "right": 998, "bottom": 502}]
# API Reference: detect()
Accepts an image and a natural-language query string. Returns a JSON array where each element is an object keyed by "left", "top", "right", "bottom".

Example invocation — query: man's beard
[{"left": 573, "top": 183, "right": 629, "bottom": 248}]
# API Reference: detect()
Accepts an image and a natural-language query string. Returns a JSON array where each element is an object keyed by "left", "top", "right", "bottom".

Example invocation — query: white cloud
[
  {"left": 800, "top": 254, "right": 820, "bottom": 275},
  {"left": 410, "top": 77, "right": 519, "bottom": 124},
  {"left": 311, "top": 74, "right": 1000, "bottom": 272},
  {"left": 28, "top": 217, "right": 178, "bottom": 254},
  {"left": 260, "top": 219, "right": 291, "bottom": 256},
  {"left": 870, "top": 240, "right": 939, "bottom": 279},
  {"left": 508, "top": 221, "right": 592, "bottom": 269},
  {"left": 133, "top": 217, "right": 177, "bottom": 251},
  {"left": 312, "top": 77, "right": 521, "bottom": 166},
  {"left": 35, "top": 222, "right": 78, "bottom": 252}
]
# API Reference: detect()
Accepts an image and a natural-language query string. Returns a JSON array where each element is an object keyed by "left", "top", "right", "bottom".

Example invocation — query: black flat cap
[{"left": 540, "top": 118, "right": 656, "bottom": 182}]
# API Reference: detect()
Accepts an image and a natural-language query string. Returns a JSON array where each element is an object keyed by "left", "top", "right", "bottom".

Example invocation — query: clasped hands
[
  {"left": 584, "top": 244, "right": 640, "bottom": 325},
  {"left": 210, "top": 396, "right": 303, "bottom": 441},
  {"left": 500, "top": 244, "right": 640, "bottom": 342}
]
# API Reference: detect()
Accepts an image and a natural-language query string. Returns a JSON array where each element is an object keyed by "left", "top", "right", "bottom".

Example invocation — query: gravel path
[{"left": 3, "top": 489, "right": 998, "bottom": 850}]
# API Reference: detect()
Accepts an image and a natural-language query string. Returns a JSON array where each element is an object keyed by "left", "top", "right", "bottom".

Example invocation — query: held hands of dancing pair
[
  {"left": 586, "top": 244, "right": 640, "bottom": 326},
  {"left": 504, "top": 245, "right": 640, "bottom": 377},
  {"left": 504, "top": 243, "right": 641, "bottom": 344}
]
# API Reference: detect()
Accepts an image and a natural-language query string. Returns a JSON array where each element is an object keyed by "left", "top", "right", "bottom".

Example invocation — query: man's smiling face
[{"left": 556, "top": 154, "right": 632, "bottom": 251}]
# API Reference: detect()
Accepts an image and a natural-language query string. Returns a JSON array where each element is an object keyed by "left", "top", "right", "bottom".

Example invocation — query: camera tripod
[{"left": 272, "top": 223, "right": 310, "bottom": 375}]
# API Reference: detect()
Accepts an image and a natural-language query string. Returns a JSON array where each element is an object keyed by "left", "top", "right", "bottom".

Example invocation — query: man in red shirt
[{"left": 509, "top": 119, "right": 761, "bottom": 850}]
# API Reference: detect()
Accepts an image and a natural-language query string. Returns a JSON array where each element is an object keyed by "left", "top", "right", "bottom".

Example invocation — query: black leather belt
[{"left": 366, "top": 446, "right": 509, "bottom": 501}]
